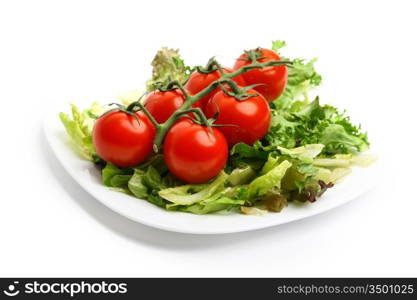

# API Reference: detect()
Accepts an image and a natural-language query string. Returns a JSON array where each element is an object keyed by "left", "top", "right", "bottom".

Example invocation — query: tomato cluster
[{"left": 93, "top": 48, "right": 288, "bottom": 183}]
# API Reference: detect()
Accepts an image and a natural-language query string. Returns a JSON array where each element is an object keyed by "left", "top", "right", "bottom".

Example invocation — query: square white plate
[{"left": 43, "top": 103, "right": 379, "bottom": 234}]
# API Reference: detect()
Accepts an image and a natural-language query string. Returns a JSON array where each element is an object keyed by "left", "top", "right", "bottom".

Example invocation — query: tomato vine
[{"left": 123, "top": 50, "right": 292, "bottom": 152}]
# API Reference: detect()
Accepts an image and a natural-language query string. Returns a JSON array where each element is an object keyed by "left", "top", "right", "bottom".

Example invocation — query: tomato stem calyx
[
  {"left": 196, "top": 57, "right": 225, "bottom": 75},
  {"left": 125, "top": 96, "right": 161, "bottom": 130},
  {"left": 104, "top": 103, "right": 144, "bottom": 127}
]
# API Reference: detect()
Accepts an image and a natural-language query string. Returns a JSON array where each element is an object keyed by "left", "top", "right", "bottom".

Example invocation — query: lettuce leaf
[
  {"left": 159, "top": 171, "right": 228, "bottom": 206},
  {"left": 241, "top": 206, "right": 268, "bottom": 216},
  {"left": 313, "top": 153, "right": 376, "bottom": 168},
  {"left": 128, "top": 169, "right": 149, "bottom": 199},
  {"left": 156, "top": 172, "right": 252, "bottom": 214},
  {"left": 101, "top": 156, "right": 174, "bottom": 208},
  {"left": 182, "top": 197, "right": 244, "bottom": 215},
  {"left": 146, "top": 47, "right": 194, "bottom": 91},
  {"left": 102, "top": 163, "right": 133, "bottom": 187},
  {"left": 228, "top": 166, "right": 256, "bottom": 186},
  {"left": 319, "top": 124, "right": 369, "bottom": 154},
  {"left": 277, "top": 144, "right": 324, "bottom": 161},
  {"left": 59, "top": 102, "right": 103, "bottom": 162},
  {"left": 248, "top": 160, "right": 292, "bottom": 199},
  {"left": 314, "top": 167, "right": 352, "bottom": 184},
  {"left": 128, "top": 168, "right": 169, "bottom": 207}
]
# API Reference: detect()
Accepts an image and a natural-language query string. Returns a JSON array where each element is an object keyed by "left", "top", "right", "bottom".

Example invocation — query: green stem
[
  {"left": 196, "top": 57, "right": 224, "bottom": 74},
  {"left": 180, "top": 108, "right": 210, "bottom": 126},
  {"left": 132, "top": 97, "right": 161, "bottom": 131},
  {"left": 153, "top": 107, "right": 208, "bottom": 152},
  {"left": 221, "top": 79, "right": 241, "bottom": 94}
]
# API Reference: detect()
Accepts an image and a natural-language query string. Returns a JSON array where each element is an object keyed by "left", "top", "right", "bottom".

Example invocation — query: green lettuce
[
  {"left": 102, "top": 163, "right": 133, "bottom": 187},
  {"left": 128, "top": 167, "right": 168, "bottom": 207},
  {"left": 313, "top": 167, "right": 352, "bottom": 184},
  {"left": 158, "top": 171, "right": 247, "bottom": 214},
  {"left": 277, "top": 144, "right": 324, "bottom": 161},
  {"left": 182, "top": 196, "right": 245, "bottom": 215},
  {"left": 59, "top": 102, "right": 103, "bottom": 162},
  {"left": 248, "top": 160, "right": 292, "bottom": 199},
  {"left": 102, "top": 156, "right": 175, "bottom": 208},
  {"left": 146, "top": 47, "right": 194, "bottom": 91},
  {"left": 265, "top": 98, "right": 369, "bottom": 155},
  {"left": 128, "top": 169, "right": 149, "bottom": 198},
  {"left": 319, "top": 124, "right": 369, "bottom": 154},
  {"left": 228, "top": 166, "right": 256, "bottom": 186},
  {"left": 272, "top": 40, "right": 322, "bottom": 110},
  {"left": 159, "top": 171, "right": 228, "bottom": 206}
]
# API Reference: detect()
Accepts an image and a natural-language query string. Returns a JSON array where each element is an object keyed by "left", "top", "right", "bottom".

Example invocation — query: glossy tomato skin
[
  {"left": 93, "top": 111, "right": 156, "bottom": 167},
  {"left": 204, "top": 89, "right": 271, "bottom": 146},
  {"left": 233, "top": 48, "right": 287, "bottom": 102},
  {"left": 185, "top": 67, "right": 246, "bottom": 109},
  {"left": 144, "top": 89, "right": 186, "bottom": 123},
  {"left": 163, "top": 119, "right": 228, "bottom": 183}
]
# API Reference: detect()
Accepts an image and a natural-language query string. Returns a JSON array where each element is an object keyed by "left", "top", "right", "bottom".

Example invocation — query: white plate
[{"left": 43, "top": 103, "right": 379, "bottom": 234}]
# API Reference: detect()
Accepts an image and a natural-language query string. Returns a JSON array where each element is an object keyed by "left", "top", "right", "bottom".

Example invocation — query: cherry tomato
[
  {"left": 144, "top": 89, "right": 186, "bottom": 123},
  {"left": 163, "top": 119, "right": 228, "bottom": 183},
  {"left": 233, "top": 48, "right": 287, "bottom": 102},
  {"left": 204, "top": 89, "right": 271, "bottom": 146},
  {"left": 93, "top": 111, "right": 156, "bottom": 167},
  {"left": 185, "top": 67, "right": 246, "bottom": 109}
]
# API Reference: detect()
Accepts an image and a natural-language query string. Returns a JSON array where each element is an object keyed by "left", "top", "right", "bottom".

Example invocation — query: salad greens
[
  {"left": 59, "top": 102, "right": 103, "bottom": 162},
  {"left": 146, "top": 47, "right": 195, "bottom": 92},
  {"left": 60, "top": 41, "right": 371, "bottom": 215}
]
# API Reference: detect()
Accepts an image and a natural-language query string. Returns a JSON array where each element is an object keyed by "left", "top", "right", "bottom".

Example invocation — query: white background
[{"left": 1, "top": 0, "right": 416, "bottom": 277}]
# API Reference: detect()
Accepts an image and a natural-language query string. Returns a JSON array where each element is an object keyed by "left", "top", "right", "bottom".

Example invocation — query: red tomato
[
  {"left": 163, "top": 119, "right": 228, "bottom": 183},
  {"left": 233, "top": 48, "right": 287, "bottom": 102},
  {"left": 93, "top": 111, "right": 156, "bottom": 167},
  {"left": 144, "top": 89, "right": 186, "bottom": 123},
  {"left": 204, "top": 89, "right": 271, "bottom": 146},
  {"left": 185, "top": 67, "right": 246, "bottom": 109}
]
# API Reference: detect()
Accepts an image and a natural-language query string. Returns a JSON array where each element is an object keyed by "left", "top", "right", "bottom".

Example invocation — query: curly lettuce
[
  {"left": 146, "top": 47, "right": 194, "bottom": 91},
  {"left": 265, "top": 98, "right": 369, "bottom": 155}
]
